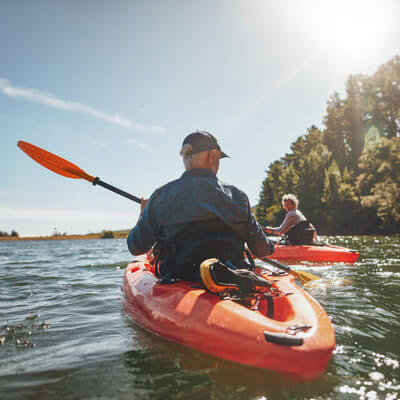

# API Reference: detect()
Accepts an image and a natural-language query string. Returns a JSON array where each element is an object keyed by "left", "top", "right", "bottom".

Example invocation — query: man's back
[
  {"left": 128, "top": 168, "right": 255, "bottom": 255},
  {"left": 127, "top": 130, "right": 274, "bottom": 281}
]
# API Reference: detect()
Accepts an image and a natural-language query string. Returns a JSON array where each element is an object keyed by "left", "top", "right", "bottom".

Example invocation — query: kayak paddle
[
  {"left": 261, "top": 228, "right": 320, "bottom": 282},
  {"left": 17, "top": 141, "right": 141, "bottom": 204},
  {"left": 259, "top": 256, "right": 319, "bottom": 284}
]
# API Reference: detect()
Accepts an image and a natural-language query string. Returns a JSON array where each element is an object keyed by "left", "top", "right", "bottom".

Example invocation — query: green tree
[
  {"left": 357, "top": 137, "right": 400, "bottom": 232},
  {"left": 257, "top": 127, "right": 330, "bottom": 230},
  {"left": 342, "top": 74, "right": 368, "bottom": 172},
  {"left": 323, "top": 92, "right": 350, "bottom": 171},
  {"left": 101, "top": 230, "right": 115, "bottom": 239},
  {"left": 366, "top": 55, "right": 400, "bottom": 139},
  {"left": 322, "top": 160, "right": 360, "bottom": 234},
  {"left": 296, "top": 127, "right": 331, "bottom": 226},
  {"left": 256, "top": 160, "right": 286, "bottom": 226},
  {"left": 257, "top": 56, "right": 400, "bottom": 235}
]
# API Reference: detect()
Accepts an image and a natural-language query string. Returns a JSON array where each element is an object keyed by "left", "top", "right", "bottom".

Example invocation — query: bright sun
[{"left": 301, "top": 0, "right": 392, "bottom": 56}]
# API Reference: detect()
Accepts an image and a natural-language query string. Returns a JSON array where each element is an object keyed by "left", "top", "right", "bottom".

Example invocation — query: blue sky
[{"left": 1, "top": 0, "right": 399, "bottom": 236}]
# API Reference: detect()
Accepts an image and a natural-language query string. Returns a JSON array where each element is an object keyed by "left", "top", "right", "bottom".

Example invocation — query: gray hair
[
  {"left": 282, "top": 193, "right": 299, "bottom": 207},
  {"left": 180, "top": 144, "right": 220, "bottom": 170},
  {"left": 180, "top": 143, "right": 193, "bottom": 159},
  {"left": 180, "top": 143, "right": 199, "bottom": 169}
]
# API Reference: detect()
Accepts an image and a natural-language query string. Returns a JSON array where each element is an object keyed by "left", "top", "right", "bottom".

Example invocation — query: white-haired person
[
  {"left": 127, "top": 131, "right": 275, "bottom": 283},
  {"left": 265, "top": 194, "right": 317, "bottom": 245}
]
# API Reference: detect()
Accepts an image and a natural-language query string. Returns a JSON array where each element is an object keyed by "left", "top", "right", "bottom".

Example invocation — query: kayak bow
[{"left": 269, "top": 243, "right": 359, "bottom": 263}]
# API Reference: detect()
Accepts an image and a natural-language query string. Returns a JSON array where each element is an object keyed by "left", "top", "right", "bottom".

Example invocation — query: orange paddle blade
[{"left": 17, "top": 141, "right": 95, "bottom": 182}]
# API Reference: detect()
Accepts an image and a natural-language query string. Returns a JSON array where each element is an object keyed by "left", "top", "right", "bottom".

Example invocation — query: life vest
[
  {"left": 285, "top": 220, "right": 316, "bottom": 245},
  {"left": 154, "top": 218, "right": 245, "bottom": 282}
]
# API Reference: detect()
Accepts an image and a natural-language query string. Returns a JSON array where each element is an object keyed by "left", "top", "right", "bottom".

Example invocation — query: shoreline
[
  {"left": 1, "top": 233, "right": 397, "bottom": 242},
  {"left": 0, "top": 230, "right": 130, "bottom": 241},
  {"left": 0, "top": 233, "right": 103, "bottom": 241}
]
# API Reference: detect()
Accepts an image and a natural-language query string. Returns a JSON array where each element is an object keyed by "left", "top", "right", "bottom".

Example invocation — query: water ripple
[{"left": 0, "top": 237, "right": 399, "bottom": 400}]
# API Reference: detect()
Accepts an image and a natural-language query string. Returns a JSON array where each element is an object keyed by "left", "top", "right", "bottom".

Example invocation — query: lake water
[{"left": 1, "top": 236, "right": 399, "bottom": 400}]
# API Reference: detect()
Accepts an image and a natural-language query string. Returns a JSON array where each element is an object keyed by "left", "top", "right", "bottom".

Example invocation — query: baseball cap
[{"left": 182, "top": 131, "right": 229, "bottom": 158}]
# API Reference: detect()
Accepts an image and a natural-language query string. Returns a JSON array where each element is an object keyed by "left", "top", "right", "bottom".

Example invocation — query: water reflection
[{"left": 121, "top": 321, "right": 337, "bottom": 400}]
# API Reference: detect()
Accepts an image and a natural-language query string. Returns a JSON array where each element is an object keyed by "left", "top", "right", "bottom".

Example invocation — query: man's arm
[
  {"left": 127, "top": 195, "right": 158, "bottom": 256},
  {"left": 241, "top": 195, "right": 274, "bottom": 257},
  {"left": 247, "top": 213, "right": 275, "bottom": 257}
]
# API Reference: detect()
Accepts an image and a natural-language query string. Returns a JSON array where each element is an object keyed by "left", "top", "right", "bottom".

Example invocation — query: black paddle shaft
[
  {"left": 261, "top": 257, "right": 291, "bottom": 274},
  {"left": 93, "top": 177, "right": 141, "bottom": 204}
]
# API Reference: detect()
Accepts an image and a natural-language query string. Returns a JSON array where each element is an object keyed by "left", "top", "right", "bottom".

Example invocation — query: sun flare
[{"left": 301, "top": 0, "right": 392, "bottom": 56}]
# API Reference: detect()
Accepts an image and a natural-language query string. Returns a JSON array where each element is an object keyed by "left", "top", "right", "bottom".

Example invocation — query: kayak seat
[
  {"left": 284, "top": 221, "right": 316, "bottom": 245},
  {"left": 200, "top": 258, "right": 272, "bottom": 295},
  {"left": 154, "top": 218, "right": 246, "bottom": 282}
]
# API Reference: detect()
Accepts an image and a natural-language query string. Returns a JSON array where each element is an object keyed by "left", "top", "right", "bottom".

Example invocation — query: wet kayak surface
[{"left": 1, "top": 236, "right": 399, "bottom": 399}]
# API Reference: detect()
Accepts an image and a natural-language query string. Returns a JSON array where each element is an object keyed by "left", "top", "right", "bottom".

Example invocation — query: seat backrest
[
  {"left": 286, "top": 220, "right": 316, "bottom": 245},
  {"left": 173, "top": 218, "right": 244, "bottom": 266},
  {"left": 155, "top": 218, "right": 245, "bottom": 280}
]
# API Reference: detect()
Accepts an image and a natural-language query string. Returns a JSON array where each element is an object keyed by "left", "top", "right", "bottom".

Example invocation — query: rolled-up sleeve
[
  {"left": 127, "top": 194, "right": 158, "bottom": 255},
  {"left": 247, "top": 213, "right": 275, "bottom": 257},
  {"left": 241, "top": 196, "right": 274, "bottom": 257}
]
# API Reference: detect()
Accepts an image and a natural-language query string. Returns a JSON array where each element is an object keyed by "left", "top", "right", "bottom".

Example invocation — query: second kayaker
[
  {"left": 265, "top": 194, "right": 317, "bottom": 245},
  {"left": 127, "top": 130, "right": 275, "bottom": 283}
]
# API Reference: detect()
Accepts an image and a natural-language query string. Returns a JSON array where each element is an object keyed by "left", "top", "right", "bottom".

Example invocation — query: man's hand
[{"left": 139, "top": 198, "right": 149, "bottom": 218}]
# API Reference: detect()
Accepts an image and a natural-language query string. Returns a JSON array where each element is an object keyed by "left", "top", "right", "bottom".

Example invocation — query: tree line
[
  {"left": 256, "top": 55, "right": 400, "bottom": 235},
  {"left": 0, "top": 230, "right": 19, "bottom": 237}
]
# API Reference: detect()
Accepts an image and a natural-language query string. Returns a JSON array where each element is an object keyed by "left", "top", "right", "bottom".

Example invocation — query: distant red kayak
[
  {"left": 269, "top": 243, "right": 359, "bottom": 263},
  {"left": 122, "top": 254, "right": 336, "bottom": 381}
]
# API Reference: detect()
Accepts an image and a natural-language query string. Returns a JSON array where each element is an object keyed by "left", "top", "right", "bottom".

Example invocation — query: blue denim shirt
[{"left": 127, "top": 168, "right": 273, "bottom": 259}]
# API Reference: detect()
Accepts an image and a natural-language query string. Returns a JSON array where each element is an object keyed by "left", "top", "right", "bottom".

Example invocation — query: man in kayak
[
  {"left": 127, "top": 131, "right": 275, "bottom": 283},
  {"left": 265, "top": 194, "right": 316, "bottom": 245}
]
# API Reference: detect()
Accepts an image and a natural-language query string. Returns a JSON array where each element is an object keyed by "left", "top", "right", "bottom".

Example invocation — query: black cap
[{"left": 182, "top": 131, "right": 229, "bottom": 158}]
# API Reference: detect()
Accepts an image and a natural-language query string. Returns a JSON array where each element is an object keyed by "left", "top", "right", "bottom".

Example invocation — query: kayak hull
[
  {"left": 270, "top": 244, "right": 359, "bottom": 263},
  {"left": 122, "top": 255, "right": 336, "bottom": 381}
]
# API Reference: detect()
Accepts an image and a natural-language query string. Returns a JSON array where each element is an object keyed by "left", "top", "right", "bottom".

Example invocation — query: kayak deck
[
  {"left": 269, "top": 243, "right": 359, "bottom": 263},
  {"left": 122, "top": 255, "right": 335, "bottom": 381}
]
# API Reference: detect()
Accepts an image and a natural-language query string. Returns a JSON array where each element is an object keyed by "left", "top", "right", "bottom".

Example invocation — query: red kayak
[
  {"left": 269, "top": 243, "right": 359, "bottom": 263},
  {"left": 122, "top": 253, "right": 336, "bottom": 381}
]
